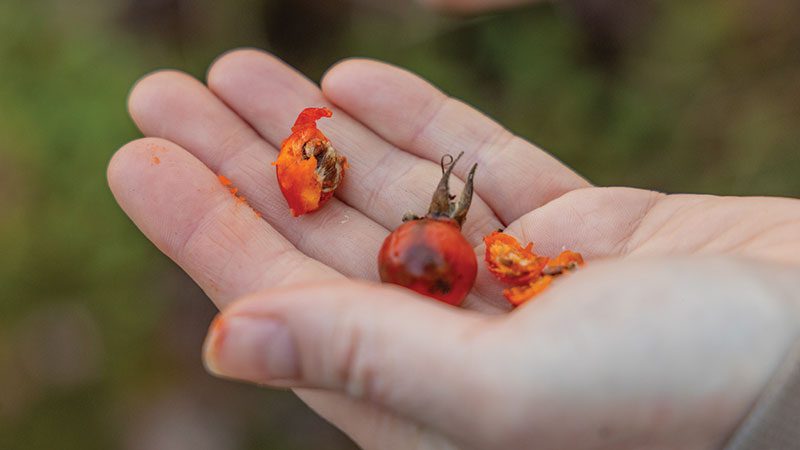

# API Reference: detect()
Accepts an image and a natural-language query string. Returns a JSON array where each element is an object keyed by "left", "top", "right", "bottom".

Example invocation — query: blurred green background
[{"left": 0, "top": 0, "right": 798, "bottom": 449}]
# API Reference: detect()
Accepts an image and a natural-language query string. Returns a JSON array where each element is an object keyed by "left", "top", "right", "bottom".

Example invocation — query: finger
[
  {"left": 321, "top": 59, "right": 591, "bottom": 224},
  {"left": 107, "top": 137, "right": 339, "bottom": 307},
  {"left": 203, "top": 280, "right": 503, "bottom": 441},
  {"left": 504, "top": 187, "right": 665, "bottom": 258},
  {"left": 127, "top": 70, "right": 383, "bottom": 281},
  {"left": 206, "top": 49, "right": 502, "bottom": 243}
]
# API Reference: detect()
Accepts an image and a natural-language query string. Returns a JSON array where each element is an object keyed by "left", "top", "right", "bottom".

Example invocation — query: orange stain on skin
[
  {"left": 217, "top": 174, "right": 260, "bottom": 213},
  {"left": 146, "top": 143, "right": 169, "bottom": 153},
  {"left": 206, "top": 315, "right": 227, "bottom": 362},
  {"left": 146, "top": 143, "right": 166, "bottom": 166},
  {"left": 218, "top": 174, "right": 241, "bottom": 198}
]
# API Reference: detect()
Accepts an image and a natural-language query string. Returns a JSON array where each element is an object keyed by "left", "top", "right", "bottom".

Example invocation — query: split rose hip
[
  {"left": 483, "top": 231, "right": 549, "bottom": 285},
  {"left": 273, "top": 107, "right": 347, "bottom": 216},
  {"left": 378, "top": 153, "right": 478, "bottom": 306}
]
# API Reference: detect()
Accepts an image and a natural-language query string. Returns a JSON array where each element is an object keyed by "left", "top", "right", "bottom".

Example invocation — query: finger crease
[{"left": 406, "top": 94, "right": 448, "bottom": 151}]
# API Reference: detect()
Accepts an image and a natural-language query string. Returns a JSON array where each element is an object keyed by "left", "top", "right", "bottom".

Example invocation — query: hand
[{"left": 108, "top": 49, "right": 800, "bottom": 449}]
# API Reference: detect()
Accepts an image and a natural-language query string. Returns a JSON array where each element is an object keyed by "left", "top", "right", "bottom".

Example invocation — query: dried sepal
[{"left": 425, "top": 152, "right": 478, "bottom": 228}]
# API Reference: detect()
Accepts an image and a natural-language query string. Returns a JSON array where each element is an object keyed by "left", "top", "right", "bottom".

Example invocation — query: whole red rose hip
[{"left": 378, "top": 153, "right": 478, "bottom": 306}]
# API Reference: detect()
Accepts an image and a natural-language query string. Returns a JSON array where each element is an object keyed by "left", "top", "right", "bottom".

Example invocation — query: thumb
[{"left": 203, "top": 280, "right": 499, "bottom": 432}]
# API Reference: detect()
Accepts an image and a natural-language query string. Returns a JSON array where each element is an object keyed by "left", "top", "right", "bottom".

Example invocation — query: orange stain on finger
[
  {"left": 146, "top": 143, "right": 169, "bottom": 153},
  {"left": 216, "top": 174, "right": 260, "bottom": 213},
  {"left": 218, "top": 175, "right": 233, "bottom": 187},
  {"left": 204, "top": 315, "right": 228, "bottom": 367}
]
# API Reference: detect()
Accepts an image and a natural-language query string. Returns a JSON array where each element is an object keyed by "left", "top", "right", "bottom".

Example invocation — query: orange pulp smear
[{"left": 218, "top": 174, "right": 249, "bottom": 205}]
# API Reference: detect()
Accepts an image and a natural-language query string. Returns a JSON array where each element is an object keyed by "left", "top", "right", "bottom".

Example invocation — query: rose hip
[
  {"left": 273, "top": 107, "right": 347, "bottom": 216},
  {"left": 378, "top": 153, "right": 478, "bottom": 306}
]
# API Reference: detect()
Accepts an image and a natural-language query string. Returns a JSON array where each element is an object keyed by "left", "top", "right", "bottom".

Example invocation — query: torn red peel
[
  {"left": 273, "top": 107, "right": 348, "bottom": 217},
  {"left": 484, "top": 231, "right": 584, "bottom": 307}
]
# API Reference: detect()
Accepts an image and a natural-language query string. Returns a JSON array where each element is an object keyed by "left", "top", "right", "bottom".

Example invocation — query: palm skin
[{"left": 108, "top": 49, "right": 800, "bottom": 450}]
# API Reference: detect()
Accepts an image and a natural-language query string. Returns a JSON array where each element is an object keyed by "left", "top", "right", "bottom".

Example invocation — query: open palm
[{"left": 109, "top": 50, "right": 800, "bottom": 449}]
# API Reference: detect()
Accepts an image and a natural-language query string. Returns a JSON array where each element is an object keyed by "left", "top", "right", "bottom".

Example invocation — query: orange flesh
[
  {"left": 483, "top": 231, "right": 584, "bottom": 307},
  {"left": 504, "top": 276, "right": 553, "bottom": 306},
  {"left": 484, "top": 231, "right": 549, "bottom": 284},
  {"left": 548, "top": 250, "right": 584, "bottom": 269},
  {"left": 274, "top": 107, "right": 347, "bottom": 217}
]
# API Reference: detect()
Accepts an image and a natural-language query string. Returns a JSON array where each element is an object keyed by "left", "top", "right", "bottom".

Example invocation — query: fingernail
[{"left": 204, "top": 315, "right": 299, "bottom": 382}]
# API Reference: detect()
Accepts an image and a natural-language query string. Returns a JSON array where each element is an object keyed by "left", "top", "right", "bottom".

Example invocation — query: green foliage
[{"left": 0, "top": 0, "right": 798, "bottom": 449}]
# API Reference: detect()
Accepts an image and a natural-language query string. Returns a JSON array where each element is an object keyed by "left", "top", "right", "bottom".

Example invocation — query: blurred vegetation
[{"left": 0, "top": 0, "right": 798, "bottom": 449}]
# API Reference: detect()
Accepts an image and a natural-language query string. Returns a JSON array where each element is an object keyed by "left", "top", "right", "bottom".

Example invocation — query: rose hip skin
[
  {"left": 379, "top": 218, "right": 477, "bottom": 306},
  {"left": 378, "top": 153, "right": 478, "bottom": 306}
]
